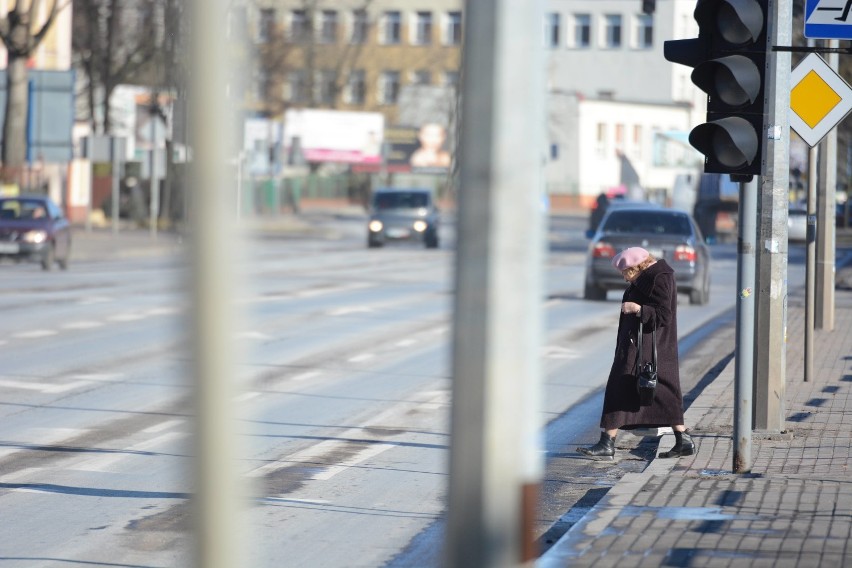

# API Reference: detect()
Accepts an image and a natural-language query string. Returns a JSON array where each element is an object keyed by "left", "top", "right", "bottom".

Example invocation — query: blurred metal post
[
  {"left": 111, "top": 137, "right": 120, "bottom": 235},
  {"left": 189, "top": 0, "right": 242, "bottom": 567},
  {"left": 444, "top": 1, "right": 546, "bottom": 566},
  {"left": 806, "top": 144, "right": 818, "bottom": 382},
  {"left": 150, "top": 102, "right": 160, "bottom": 240},
  {"left": 734, "top": 178, "right": 757, "bottom": 473},
  {"left": 753, "top": 0, "right": 791, "bottom": 432},
  {"left": 816, "top": 42, "right": 838, "bottom": 331}
]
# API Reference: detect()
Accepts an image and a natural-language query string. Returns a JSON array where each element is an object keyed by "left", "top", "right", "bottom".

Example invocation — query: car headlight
[
  {"left": 22, "top": 230, "right": 47, "bottom": 244},
  {"left": 369, "top": 220, "right": 383, "bottom": 232},
  {"left": 413, "top": 220, "right": 428, "bottom": 232}
]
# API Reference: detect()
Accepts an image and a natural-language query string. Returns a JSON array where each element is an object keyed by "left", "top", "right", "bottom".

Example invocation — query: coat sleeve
[{"left": 638, "top": 272, "right": 674, "bottom": 330}]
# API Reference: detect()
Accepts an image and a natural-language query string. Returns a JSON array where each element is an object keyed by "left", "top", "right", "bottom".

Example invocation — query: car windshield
[
  {"left": 373, "top": 192, "right": 429, "bottom": 210},
  {"left": 0, "top": 199, "right": 47, "bottom": 221},
  {"left": 601, "top": 210, "right": 692, "bottom": 236}
]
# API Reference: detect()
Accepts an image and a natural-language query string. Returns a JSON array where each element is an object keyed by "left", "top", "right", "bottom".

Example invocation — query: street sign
[
  {"left": 790, "top": 53, "right": 852, "bottom": 147},
  {"left": 805, "top": 0, "right": 852, "bottom": 39}
]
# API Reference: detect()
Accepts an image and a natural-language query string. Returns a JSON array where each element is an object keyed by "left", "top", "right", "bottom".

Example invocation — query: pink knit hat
[{"left": 612, "top": 247, "right": 650, "bottom": 271}]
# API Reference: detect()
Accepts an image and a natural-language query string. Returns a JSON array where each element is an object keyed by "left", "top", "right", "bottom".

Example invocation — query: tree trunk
[{"left": 2, "top": 56, "right": 30, "bottom": 179}]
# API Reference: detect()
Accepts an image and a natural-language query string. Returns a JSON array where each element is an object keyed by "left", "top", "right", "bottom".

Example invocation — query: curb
[{"left": 537, "top": 357, "right": 736, "bottom": 566}]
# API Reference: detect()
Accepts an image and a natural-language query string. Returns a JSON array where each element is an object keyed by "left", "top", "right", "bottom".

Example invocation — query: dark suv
[{"left": 367, "top": 188, "right": 440, "bottom": 248}]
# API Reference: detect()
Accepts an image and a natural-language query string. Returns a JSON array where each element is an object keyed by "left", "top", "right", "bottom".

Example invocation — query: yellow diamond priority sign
[{"left": 790, "top": 53, "right": 852, "bottom": 147}]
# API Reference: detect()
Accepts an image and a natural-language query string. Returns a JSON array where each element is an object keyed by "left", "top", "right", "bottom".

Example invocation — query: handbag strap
[{"left": 636, "top": 312, "right": 657, "bottom": 369}]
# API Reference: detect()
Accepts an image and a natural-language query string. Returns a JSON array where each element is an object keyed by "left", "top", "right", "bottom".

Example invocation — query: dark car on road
[
  {"left": 584, "top": 206, "right": 710, "bottom": 304},
  {"left": 367, "top": 188, "right": 440, "bottom": 248},
  {"left": 0, "top": 195, "right": 71, "bottom": 270}
]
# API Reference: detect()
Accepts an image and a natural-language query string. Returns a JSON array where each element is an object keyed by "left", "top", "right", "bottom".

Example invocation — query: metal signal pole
[{"left": 816, "top": 42, "right": 839, "bottom": 331}]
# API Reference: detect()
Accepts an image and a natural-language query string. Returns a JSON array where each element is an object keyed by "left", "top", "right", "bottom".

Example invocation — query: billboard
[
  {"left": 283, "top": 109, "right": 384, "bottom": 164},
  {"left": 385, "top": 122, "right": 452, "bottom": 173}
]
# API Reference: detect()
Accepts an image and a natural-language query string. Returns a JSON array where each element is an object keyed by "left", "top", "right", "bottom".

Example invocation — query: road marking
[
  {"left": 78, "top": 296, "right": 113, "bottom": 305},
  {"left": 247, "top": 389, "right": 448, "bottom": 481},
  {"left": 348, "top": 353, "right": 374, "bottom": 363},
  {"left": 74, "top": 431, "right": 186, "bottom": 473},
  {"left": 395, "top": 339, "right": 417, "bottom": 347},
  {"left": 145, "top": 307, "right": 178, "bottom": 316},
  {"left": 13, "top": 330, "right": 57, "bottom": 339},
  {"left": 108, "top": 313, "right": 146, "bottom": 322},
  {"left": 46, "top": 381, "right": 92, "bottom": 393},
  {"left": 295, "top": 282, "right": 372, "bottom": 299},
  {"left": 327, "top": 306, "right": 372, "bottom": 316},
  {"left": 292, "top": 371, "right": 321, "bottom": 382},
  {"left": 262, "top": 497, "right": 330, "bottom": 505},
  {"left": 143, "top": 419, "right": 185, "bottom": 434},
  {"left": 70, "top": 373, "right": 122, "bottom": 382},
  {"left": 543, "top": 346, "right": 580, "bottom": 359},
  {"left": 235, "top": 391, "right": 260, "bottom": 402},
  {"left": 62, "top": 321, "right": 104, "bottom": 330},
  {"left": 235, "top": 331, "right": 272, "bottom": 340}
]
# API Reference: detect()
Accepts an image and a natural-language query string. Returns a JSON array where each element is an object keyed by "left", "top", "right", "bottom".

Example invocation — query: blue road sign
[{"left": 805, "top": 0, "right": 852, "bottom": 39}]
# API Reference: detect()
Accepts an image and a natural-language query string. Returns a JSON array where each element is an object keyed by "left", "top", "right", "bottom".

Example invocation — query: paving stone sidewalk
[{"left": 540, "top": 270, "right": 852, "bottom": 567}]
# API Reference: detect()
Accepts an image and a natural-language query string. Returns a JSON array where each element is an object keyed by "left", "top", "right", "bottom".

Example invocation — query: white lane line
[
  {"left": 145, "top": 307, "right": 178, "bottom": 316},
  {"left": 395, "top": 339, "right": 417, "bottom": 347},
  {"left": 74, "top": 431, "right": 186, "bottom": 473},
  {"left": 70, "top": 373, "right": 122, "bottom": 382},
  {"left": 46, "top": 381, "right": 92, "bottom": 394},
  {"left": 348, "top": 353, "right": 374, "bottom": 363},
  {"left": 12, "top": 330, "right": 57, "bottom": 339},
  {"left": 295, "top": 282, "right": 372, "bottom": 299},
  {"left": 542, "top": 346, "right": 580, "bottom": 359},
  {"left": 311, "top": 443, "right": 395, "bottom": 481},
  {"left": 143, "top": 419, "right": 185, "bottom": 434},
  {"left": 292, "top": 371, "right": 321, "bottom": 382},
  {"left": 0, "top": 379, "right": 63, "bottom": 392},
  {"left": 78, "top": 296, "right": 113, "bottom": 305},
  {"left": 235, "top": 331, "right": 272, "bottom": 340},
  {"left": 262, "top": 497, "right": 330, "bottom": 505},
  {"left": 0, "top": 340, "right": 6, "bottom": 346},
  {"left": 235, "top": 391, "right": 261, "bottom": 403},
  {"left": 108, "top": 313, "right": 145, "bottom": 322},
  {"left": 62, "top": 321, "right": 104, "bottom": 330},
  {"left": 327, "top": 306, "right": 372, "bottom": 316},
  {"left": 248, "top": 390, "right": 448, "bottom": 482},
  {"left": 431, "top": 326, "right": 449, "bottom": 335}
]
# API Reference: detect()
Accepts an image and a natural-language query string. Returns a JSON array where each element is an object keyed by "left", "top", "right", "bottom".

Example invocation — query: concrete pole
[
  {"left": 444, "top": 0, "right": 546, "bottom": 566},
  {"left": 734, "top": 178, "right": 758, "bottom": 473},
  {"left": 816, "top": 42, "right": 838, "bottom": 331},
  {"left": 189, "top": 1, "right": 243, "bottom": 567},
  {"left": 753, "top": 0, "right": 791, "bottom": 433},
  {"left": 150, "top": 107, "right": 160, "bottom": 240},
  {"left": 806, "top": 145, "right": 818, "bottom": 382}
]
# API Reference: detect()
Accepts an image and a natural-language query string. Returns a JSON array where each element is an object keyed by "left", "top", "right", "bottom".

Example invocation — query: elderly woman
[{"left": 577, "top": 246, "right": 693, "bottom": 460}]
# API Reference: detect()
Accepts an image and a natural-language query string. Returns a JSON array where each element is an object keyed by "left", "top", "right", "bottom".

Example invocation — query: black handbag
[{"left": 635, "top": 318, "right": 658, "bottom": 407}]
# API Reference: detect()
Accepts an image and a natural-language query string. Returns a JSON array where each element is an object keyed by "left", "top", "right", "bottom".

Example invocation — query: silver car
[
  {"left": 367, "top": 188, "right": 440, "bottom": 248},
  {"left": 583, "top": 206, "right": 711, "bottom": 305}
]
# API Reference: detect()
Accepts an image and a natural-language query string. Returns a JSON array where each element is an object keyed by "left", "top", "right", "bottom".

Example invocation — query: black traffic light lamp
[{"left": 664, "top": 0, "right": 768, "bottom": 179}]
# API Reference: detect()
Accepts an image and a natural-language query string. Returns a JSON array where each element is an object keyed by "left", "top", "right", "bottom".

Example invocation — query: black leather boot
[
  {"left": 577, "top": 432, "right": 615, "bottom": 460},
  {"left": 659, "top": 430, "right": 694, "bottom": 459}
]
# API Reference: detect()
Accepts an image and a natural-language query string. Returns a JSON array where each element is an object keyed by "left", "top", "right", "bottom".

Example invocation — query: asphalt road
[{"left": 0, "top": 212, "right": 805, "bottom": 567}]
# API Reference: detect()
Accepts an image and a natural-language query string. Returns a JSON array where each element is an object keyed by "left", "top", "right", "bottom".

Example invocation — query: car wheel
[
  {"left": 41, "top": 244, "right": 55, "bottom": 271},
  {"left": 425, "top": 235, "right": 439, "bottom": 249},
  {"left": 584, "top": 281, "right": 607, "bottom": 301},
  {"left": 58, "top": 250, "right": 70, "bottom": 271},
  {"left": 368, "top": 239, "right": 382, "bottom": 248},
  {"left": 689, "top": 276, "right": 709, "bottom": 305}
]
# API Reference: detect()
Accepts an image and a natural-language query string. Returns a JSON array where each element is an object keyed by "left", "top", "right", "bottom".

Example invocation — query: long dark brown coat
[{"left": 600, "top": 259, "right": 685, "bottom": 430}]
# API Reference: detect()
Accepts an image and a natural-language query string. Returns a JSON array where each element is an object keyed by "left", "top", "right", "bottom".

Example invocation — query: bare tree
[
  {"left": 0, "top": 0, "right": 62, "bottom": 181},
  {"left": 72, "top": 0, "right": 167, "bottom": 134}
]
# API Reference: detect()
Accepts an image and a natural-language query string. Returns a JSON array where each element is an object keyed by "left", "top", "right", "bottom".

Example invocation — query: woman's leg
[
  {"left": 577, "top": 429, "right": 618, "bottom": 460},
  {"left": 659, "top": 425, "right": 694, "bottom": 458}
]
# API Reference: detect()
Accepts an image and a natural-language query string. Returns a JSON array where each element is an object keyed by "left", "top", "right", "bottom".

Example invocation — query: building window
[
  {"left": 574, "top": 14, "right": 591, "bottom": 48},
  {"left": 443, "top": 70, "right": 460, "bottom": 89},
  {"left": 320, "top": 10, "right": 338, "bottom": 43},
  {"left": 545, "top": 13, "right": 560, "bottom": 48},
  {"left": 633, "top": 125, "right": 643, "bottom": 157},
  {"left": 550, "top": 143, "right": 559, "bottom": 160},
  {"left": 289, "top": 10, "right": 310, "bottom": 42},
  {"left": 411, "top": 70, "right": 432, "bottom": 85},
  {"left": 635, "top": 14, "right": 653, "bottom": 48},
  {"left": 414, "top": 12, "right": 433, "bottom": 45},
  {"left": 596, "top": 123, "right": 607, "bottom": 158},
  {"left": 604, "top": 14, "right": 622, "bottom": 48},
  {"left": 351, "top": 9, "right": 368, "bottom": 44},
  {"left": 346, "top": 70, "right": 366, "bottom": 104},
  {"left": 381, "top": 11, "right": 401, "bottom": 44},
  {"left": 615, "top": 123, "right": 625, "bottom": 150},
  {"left": 317, "top": 70, "right": 337, "bottom": 105},
  {"left": 445, "top": 11, "right": 462, "bottom": 45},
  {"left": 254, "top": 69, "right": 270, "bottom": 101},
  {"left": 258, "top": 8, "right": 275, "bottom": 43},
  {"left": 379, "top": 71, "right": 401, "bottom": 104},
  {"left": 287, "top": 70, "right": 308, "bottom": 103}
]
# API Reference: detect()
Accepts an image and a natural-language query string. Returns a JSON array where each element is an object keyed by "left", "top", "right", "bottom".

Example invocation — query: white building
[{"left": 545, "top": 0, "right": 706, "bottom": 209}]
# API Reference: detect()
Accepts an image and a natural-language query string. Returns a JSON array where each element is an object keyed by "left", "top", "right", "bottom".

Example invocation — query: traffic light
[{"left": 664, "top": 0, "right": 768, "bottom": 179}]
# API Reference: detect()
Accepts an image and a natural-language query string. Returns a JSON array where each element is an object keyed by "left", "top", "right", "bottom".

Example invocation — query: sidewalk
[{"left": 540, "top": 263, "right": 852, "bottom": 567}]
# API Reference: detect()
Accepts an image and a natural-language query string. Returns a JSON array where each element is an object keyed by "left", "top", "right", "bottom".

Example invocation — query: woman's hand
[{"left": 621, "top": 301, "right": 641, "bottom": 316}]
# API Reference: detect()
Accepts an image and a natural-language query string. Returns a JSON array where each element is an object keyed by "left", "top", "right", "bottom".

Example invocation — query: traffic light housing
[{"left": 664, "top": 0, "right": 768, "bottom": 178}]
